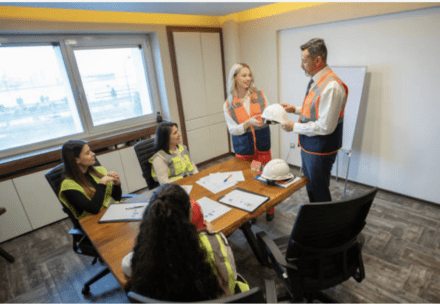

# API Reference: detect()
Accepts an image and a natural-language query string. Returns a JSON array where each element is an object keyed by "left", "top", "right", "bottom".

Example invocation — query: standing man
[{"left": 281, "top": 38, "right": 348, "bottom": 203}]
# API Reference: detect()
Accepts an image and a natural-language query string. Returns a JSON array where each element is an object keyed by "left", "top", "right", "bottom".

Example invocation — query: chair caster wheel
[{"left": 82, "top": 286, "right": 90, "bottom": 295}]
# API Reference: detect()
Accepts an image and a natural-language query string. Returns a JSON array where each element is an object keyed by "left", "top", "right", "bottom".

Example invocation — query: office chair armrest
[
  {"left": 69, "top": 227, "right": 84, "bottom": 236},
  {"left": 265, "top": 279, "right": 278, "bottom": 303},
  {"left": 256, "top": 231, "right": 297, "bottom": 271},
  {"left": 122, "top": 194, "right": 138, "bottom": 199}
]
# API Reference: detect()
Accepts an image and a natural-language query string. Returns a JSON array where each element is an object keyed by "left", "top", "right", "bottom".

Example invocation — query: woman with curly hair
[
  {"left": 59, "top": 139, "right": 122, "bottom": 219},
  {"left": 125, "top": 184, "right": 249, "bottom": 301}
]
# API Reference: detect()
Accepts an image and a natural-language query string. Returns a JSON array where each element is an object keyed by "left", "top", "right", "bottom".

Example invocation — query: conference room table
[{"left": 79, "top": 157, "right": 308, "bottom": 287}]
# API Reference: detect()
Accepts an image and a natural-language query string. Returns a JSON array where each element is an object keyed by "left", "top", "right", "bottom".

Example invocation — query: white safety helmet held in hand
[
  {"left": 261, "top": 104, "right": 288, "bottom": 125},
  {"left": 261, "top": 159, "right": 294, "bottom": 181}
]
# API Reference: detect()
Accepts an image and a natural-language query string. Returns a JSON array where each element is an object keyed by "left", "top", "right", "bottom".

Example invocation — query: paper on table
[
  {"left": 99, "top": 202, "right": 148, "bottom": 223},
  {"left": 197, "top": 197, "right": 231, "bottom": 222},
  {"left": 181, "top": 185, "right": 193, "bottom": 195},
  {"left": 196, "top": 175, "right": 237, "bottom": 194},
  {"left": 218, "top": 188, "right": 269, "bottom": 213}
]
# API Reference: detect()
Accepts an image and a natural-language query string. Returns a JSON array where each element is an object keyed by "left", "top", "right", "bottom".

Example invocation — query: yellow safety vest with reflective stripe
[
  {"left": 149, "top": 145, "right": 195, "bottom": 182},
  {"left": 198, "top": 231, "right": 250, "bottom": 296},
  {"left": 58, "top": 166, "right": 116, "bottom": 220}
]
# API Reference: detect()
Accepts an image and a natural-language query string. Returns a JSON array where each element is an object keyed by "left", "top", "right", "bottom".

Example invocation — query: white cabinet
[
  {"left": 13, "top": 169, "right": 67, "bottom": 230},
  {"left": 97, "top": 150, "right": 129, "bottom": 195},
  {"left": 0, "top": 179, "right": 33, "bottom": 243},
  {"left": 119, "top": 147, "right": 148, "bottom": 193},
  {"left": 98, "top": 147, "right": 147, "bottom": 194},
  {"left": 173, "top": 31, "right": 228, "bottom": 164}
]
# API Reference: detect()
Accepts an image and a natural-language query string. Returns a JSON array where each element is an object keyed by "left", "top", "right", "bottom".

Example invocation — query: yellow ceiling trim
[
  {"left": 219, "top": 2, "right": 326, "bottom": 24},
  {"left": 0, "top": 3, "right": 326, "bottom": 27},
  {"left": 0, "top": 6, "right": 221, "bottom": 27}
]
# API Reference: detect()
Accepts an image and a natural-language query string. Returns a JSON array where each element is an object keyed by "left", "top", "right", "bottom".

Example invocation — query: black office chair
[
  {"left": 133, "top": 138, "right": 159, "bottom": 190},
  {"left": 257, "top": 187, "right": 378, "bottom": 302},
  {"left": 127, "top": 279, "right": 277, "bottom": 303},
  {"left": 45, "top": 161, "right": 111, "bottom": 295}
]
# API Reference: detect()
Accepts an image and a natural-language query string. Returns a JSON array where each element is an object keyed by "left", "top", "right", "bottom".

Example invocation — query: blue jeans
[{"left": 301, "top": 150, "right": 337, "bottom": 203}]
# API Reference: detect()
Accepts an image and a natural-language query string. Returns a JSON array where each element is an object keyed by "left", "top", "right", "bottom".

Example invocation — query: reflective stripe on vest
[
  {"left": 58, "top": 166, "right": 115, "bottom": 220},
  {"left": 149, "top": 145, "right": 195, "bottom": 182},
  {"left": 300, "top": 70, "right": 348, "bottom": 124},
  {"left": 198, "top": 232, "right": 236, "bottom": 296},
  {"left": 225, "top": 91, "right": 271, "bottom": 155},
  {"left": 298, "top": 69, "right": 348, "bottom": 155}
]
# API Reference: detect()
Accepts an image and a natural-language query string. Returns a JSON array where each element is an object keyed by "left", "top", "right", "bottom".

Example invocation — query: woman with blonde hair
[{"left": 224, "top": 63, "right": 274, "bottom": 220}]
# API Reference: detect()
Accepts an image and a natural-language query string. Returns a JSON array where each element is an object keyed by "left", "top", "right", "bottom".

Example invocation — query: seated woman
[
  {"left": 149, "top": 121, "right": 199, "bottom": 185},
  {"left": 58, "top": 140, "right": 122, "bottom": 220},
  {"left": 124, "top": 184, "right": 249, "bottom": 301}
]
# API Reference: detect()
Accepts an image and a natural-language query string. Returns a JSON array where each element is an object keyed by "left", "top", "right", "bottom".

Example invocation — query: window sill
[{"left": 0, "top": 124, "right": 157, "bottom": 181}]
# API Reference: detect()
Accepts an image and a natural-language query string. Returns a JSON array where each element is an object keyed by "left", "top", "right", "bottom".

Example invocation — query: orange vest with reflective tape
[
  {"left": 226, "top": 91, "right": 270, "bottom": 155},
  {"left": 299, "top": 69, "right": 348, "bottom": 155}
]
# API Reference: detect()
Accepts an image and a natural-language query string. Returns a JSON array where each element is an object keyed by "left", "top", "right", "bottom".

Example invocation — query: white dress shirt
[{"left": 293, "top": 66, "right": 347, "bottom": 137}]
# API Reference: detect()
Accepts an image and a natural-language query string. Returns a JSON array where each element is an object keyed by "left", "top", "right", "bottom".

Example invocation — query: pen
[
  {"left": 125, "top": 206, "right": 144, "bottom": 210},
  {"left": 224, "top": 174, "right": 232, "bottom": 182}
]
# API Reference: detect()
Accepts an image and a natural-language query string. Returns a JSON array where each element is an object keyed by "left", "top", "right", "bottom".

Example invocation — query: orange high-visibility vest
[
  {"left": 299, "top": 69, "right": 348, "bottom": 155},
  {"left": 226, "top": 91, "right": 270, "bottom": 155}
]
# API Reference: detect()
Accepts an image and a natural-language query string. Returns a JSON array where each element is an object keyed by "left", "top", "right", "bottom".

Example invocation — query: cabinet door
[
  {"left": 13, "top": 170, "right": 67, "bottom": 230},
  {"left": 96, "top": 150, "right": 129, "bottom": 194},
  {"left": 119, "top": 147, "right": 148, "bottom": 193},
  {"left": 0, "top": 179, "right": 33, "bottom": 243},
  {"left": 173, "top": 31, "right": 228, "bottom": 163}
]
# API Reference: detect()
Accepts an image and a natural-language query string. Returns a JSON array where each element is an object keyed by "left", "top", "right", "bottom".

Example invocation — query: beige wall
[
  {"left": 0, "top": 19, "right": 180, "bottom": 127},
  {"left": 223, "top": 2, "right": 440, "bottom": 204},
  {"left": 221, "top": 2, "right": 439, "bottom": 160}
]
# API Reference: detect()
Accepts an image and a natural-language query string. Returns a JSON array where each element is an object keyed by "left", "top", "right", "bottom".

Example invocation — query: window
[{"left": 0, "top": 35, "right": 161, "bottom": 157}]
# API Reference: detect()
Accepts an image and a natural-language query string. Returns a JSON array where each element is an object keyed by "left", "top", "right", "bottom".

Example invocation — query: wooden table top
[{"left": 80, "top": 157, "right": 308, "bottom": 287}]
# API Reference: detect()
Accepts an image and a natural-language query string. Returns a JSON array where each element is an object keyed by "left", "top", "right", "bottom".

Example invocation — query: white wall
[
  {"left": 279, "top": 6, "right": 440, "bottom": 204},
  {"left": 229, "top": 3, "right": 440, "bottom": 204}
]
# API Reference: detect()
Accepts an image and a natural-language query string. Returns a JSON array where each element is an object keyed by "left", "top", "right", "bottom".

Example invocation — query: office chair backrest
[
  {"left": 287, "top": 187, "right": 378, "bottom": 257},
  {"left": 127, "top": 287, "right": 261, "bottom": 303},
  {"left": 133, "top": 138, "right": 159, "bottom": 190}
]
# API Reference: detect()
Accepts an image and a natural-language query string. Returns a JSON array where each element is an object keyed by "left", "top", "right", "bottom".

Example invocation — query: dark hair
[
  {"left": 300, "top": 38, "right": 327, "bottom": 63},
  {"left": 155, "top": 121, "right": 178, "bottom": 154},
  {"left": 127, "top": 184, "right": 223, "bottom": 301},
  {"left": 61, "top": 139, "right": 103, "bottom": 196}
]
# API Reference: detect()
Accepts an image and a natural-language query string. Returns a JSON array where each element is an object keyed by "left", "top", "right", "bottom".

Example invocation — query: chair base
[
  {"left": 81, "top": 267, "right": 111, "bottom": 295},
  {"left": 0, "top": 247, "right": 14, "bottom": 263}
]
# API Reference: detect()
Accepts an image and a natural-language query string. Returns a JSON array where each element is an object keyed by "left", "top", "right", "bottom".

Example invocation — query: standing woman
[
  {"left": 224, "top": 63, "right": 274, "bottom": 220},
  {"left": 149, "top": 121, "right": 198, "bottom": 185},
  {"left": 59, "top": 140, "right": 122, "bottom": 220}
]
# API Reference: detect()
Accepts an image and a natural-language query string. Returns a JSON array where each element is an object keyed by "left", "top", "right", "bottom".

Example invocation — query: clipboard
[
  {"left": 218, "top": 187, "right": 269, "bottom": 213},
  {"left": 99, "top": 202, "right": 148, "bottom": 223}
]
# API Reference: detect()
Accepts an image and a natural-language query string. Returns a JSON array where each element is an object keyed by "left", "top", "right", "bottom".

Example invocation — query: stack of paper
[
  {"left": 197, "top": 197, "right": 231, "bottom": 222},
  {"left": 196, "top": 171, "right": 245, "bottom": 194}
]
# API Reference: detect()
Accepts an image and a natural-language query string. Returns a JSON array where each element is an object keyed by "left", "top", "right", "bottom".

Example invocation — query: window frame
[{"left": 0, "top": 34, "right": 162, "bottom": 159}]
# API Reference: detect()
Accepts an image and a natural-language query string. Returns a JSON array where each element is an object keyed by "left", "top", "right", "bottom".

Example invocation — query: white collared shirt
[{"left": 293, "top": 66, "right": 347, "bottom": 136}]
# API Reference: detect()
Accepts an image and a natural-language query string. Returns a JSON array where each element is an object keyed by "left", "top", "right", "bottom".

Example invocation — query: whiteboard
[{"left": 330, "top": 66, "right": 366, "bottom": 152}]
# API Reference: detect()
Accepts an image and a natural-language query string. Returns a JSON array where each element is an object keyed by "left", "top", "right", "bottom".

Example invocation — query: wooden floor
[{"left": 1, "top": 155, "right": 440, "bottom": 303}]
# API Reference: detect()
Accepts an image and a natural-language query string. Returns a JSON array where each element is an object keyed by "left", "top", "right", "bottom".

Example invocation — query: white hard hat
[
  {"left": 261, "top": 104, "right": 288, "bottom": 125},
  {"left": 261, "top": 159, "right": 294, "bottom": 181}
]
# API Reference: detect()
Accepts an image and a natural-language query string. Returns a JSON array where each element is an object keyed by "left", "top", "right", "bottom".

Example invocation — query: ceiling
[{"left": 1, "top": 2, "right": 274, "bottom": 16}]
